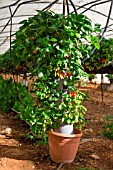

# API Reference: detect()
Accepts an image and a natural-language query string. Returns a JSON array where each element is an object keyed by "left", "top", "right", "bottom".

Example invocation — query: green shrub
[
  {"left": 103, "top": 115, "right": 113, "bottom": 139},
  {"left": 0, "top": 76, "right": 18, "bottom": 112}
]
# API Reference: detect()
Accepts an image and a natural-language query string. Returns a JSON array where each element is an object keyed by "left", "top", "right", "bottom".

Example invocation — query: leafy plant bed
[{"left": 0, "top": 85, "right": 113, "bottom": 170}]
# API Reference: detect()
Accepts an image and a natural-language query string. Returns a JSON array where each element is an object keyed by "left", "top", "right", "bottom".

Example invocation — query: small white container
[{"left": 59, "top": 124, "right": 74, "bottom": 135}]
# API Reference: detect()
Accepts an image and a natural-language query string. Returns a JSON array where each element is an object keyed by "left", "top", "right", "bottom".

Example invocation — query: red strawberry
[
  {"left": 30, "top": 37, "right": 35, "bottom": 41},
  {"left": 101, "top": 59, "right": 106, "bottom": 64},
  {"left": 57, "top": 70, "right": 66, "bottom": 78},
  {"left": 67, "top": 73, "right": 72, "bottom": 77},
  {"left": 61, "top": 72, "right": 65, "bottom": 77},
  {"left": 68, "top": 91, "right": 77, "bottom": 98},
  {"left": 66, "top": 55, "right": 69, "bottom": 59}
]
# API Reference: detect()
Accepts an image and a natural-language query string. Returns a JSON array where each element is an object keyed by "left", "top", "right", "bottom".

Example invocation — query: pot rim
[{"left": 48, "top": 128, "right": 82, "bottom": 138}]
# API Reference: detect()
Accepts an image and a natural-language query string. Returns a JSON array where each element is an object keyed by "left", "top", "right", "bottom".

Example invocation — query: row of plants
[
  {"left": 84, "top": 38, "right": 113, "bottom": 72},
  {"left": 88, "top": 74, "right": 113, "bottom": 83}
]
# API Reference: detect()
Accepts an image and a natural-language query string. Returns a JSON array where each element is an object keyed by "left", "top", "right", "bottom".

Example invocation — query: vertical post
[
  {"left": 101, "top": 74, "right": 104, "bottom": 104},
  {"left": 63, "top": 0, "right": 66, "bottom": 16}
]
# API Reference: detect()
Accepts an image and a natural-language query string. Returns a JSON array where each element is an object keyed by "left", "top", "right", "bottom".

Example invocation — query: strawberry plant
[
  {"left": 84, "top": 38, "right": 113, "bottom": 72},
  {"left": 0, "top": 10, "right": 100, "bottom": 143}
]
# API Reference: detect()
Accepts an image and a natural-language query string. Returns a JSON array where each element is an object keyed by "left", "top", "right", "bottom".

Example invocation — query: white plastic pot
[{"left": 59, "top": 124, "right": 74, "bottom": 135}]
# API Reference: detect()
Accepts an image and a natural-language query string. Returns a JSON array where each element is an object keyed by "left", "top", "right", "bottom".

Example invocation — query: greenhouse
[{"left": 0, "top": 0, "right": 113, "bottom": 170}]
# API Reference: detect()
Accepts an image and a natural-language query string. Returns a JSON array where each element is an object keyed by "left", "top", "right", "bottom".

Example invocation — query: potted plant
[
  {"left": 105, "top": 74, "right": 113, "bottom": 84},
  {"left": 88, "top": 74, "right": 97, "bottom": 83},
  {"left": 10, "top": 10, "right": 100, "bottom": 163}
]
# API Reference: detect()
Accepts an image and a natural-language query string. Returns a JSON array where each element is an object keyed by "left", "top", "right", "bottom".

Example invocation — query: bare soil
[{"left": 0, "top": 83, "right": 113, "bottom": 170}]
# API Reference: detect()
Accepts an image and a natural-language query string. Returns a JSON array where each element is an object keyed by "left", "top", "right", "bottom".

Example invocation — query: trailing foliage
[
  {"left": 0, "top": 10, "right": 100, "bottom": 74},
  {"left": 0, "top": 11, "right": 101, "bottom": 143}
]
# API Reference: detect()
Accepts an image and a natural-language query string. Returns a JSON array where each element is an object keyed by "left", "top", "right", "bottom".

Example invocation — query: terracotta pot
[{"left": 47, "top": 128, "right": 82, "bottom": 163}]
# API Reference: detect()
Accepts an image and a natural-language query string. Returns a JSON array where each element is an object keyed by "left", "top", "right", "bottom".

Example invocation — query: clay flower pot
[{"left": 47, "top": 128, "right": 82, "bottom": 163}]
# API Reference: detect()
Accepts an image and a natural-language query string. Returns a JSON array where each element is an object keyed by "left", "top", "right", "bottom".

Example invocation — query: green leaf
[
  {"left": 50, "top": 38, "right": 57, "bottom": 42},
  {"left": 67, "top": 119, "right": 71, "bottom": 124},
  {"left": 76, "top": 33, "right": 81, "bottom": 38},
  {"left": 38, "top": 72, "right": 44, "bottom": 78},
  {"left": 94, "top": 43, "right": 100, "bottom": 50},
  {"left": 19, "top": 19, "right": 27, "bottom": 24}
]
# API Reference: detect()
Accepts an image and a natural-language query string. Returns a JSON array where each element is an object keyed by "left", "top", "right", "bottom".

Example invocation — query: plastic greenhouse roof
[{"left": 0, "top": 0, "right": 113, "bottom": 54}]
